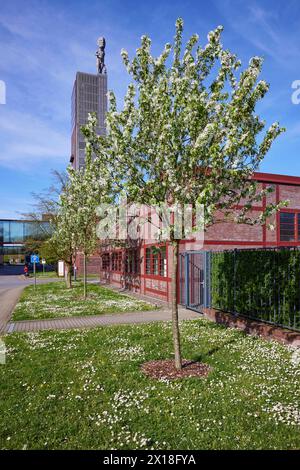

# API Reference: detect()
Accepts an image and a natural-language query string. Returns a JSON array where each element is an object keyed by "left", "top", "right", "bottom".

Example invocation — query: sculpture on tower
[{"left": 96, "top": 37, "right": 107, "bottom": 74}]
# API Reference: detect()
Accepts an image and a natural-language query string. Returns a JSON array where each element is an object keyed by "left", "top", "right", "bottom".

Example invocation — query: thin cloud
[
  {"left": 214, "top": 0, "right": 300, "bottom": 67},
  {"left": 0, "top": 109, "right": 69, "bottom": 170}
]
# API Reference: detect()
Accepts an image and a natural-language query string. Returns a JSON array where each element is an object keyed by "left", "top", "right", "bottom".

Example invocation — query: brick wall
[
  {"left": 204, "top": 209, "right": 263, "bottom": 243},
  {"left": 279, "top": 184, "right": 300, "bottom": 209},
  {"left": 76, "top": 253, "right": 101, "bottom": 275},
  {"left": 82, "top": 177, "right": 300, "bottom": 303}
]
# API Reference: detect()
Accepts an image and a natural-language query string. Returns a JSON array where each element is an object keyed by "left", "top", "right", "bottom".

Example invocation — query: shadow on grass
[{"left": 191, "top": 336, "right": 241, "bottom": 363}]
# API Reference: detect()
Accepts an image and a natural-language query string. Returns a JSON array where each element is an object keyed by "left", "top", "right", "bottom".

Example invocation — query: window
[
  {"left": 3, "top": 221, "right": 10, "bottom": 242},
  {"left": 160, "top": 247, "right": 167, "bottom": 277},
  {"left": 111, "top": 252, "right": 122, "bottom": 271},
  {"left": 145, "top": 248, "right": 151, "bottom": 274},
  {"left": 145, "top": 246, "right": 167, "bottom": 277},
  {"left": 102, "top": 253, "right": 110, "bottom": 270},
  {"left": 280, "top": 212, "right": 295, "bottom": 241},
  {"left": 152, "top": 250, "right": 159, "bottom": 275},
  {"left": 111, "top": 253, "right": 116, "bottom": 271},
  {"left": 24, "top": 221, "right": 46, "bottom": 241},
  {"left": 3, "top": 245, "right": 25, "bottom": 264},
  {"left": 125, "top": 249, "right": 140, "bottom": 274}
]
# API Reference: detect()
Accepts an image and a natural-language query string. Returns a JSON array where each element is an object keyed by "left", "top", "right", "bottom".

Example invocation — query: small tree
[
  {"left": 23, "top": 238, "right": 43, "bottom": 258},
  {"left": 24, "top": 170, "right": 68, "bottom": 230},
  {"left": 38, "top": 239, "right": 59, "bottom": 267},
  {"left": 23, "top": 171, "right": 76, "bottom": 287},
  {"left": 63, "top": 115, "right": 113, "bottom": 298},
  {"left": 87, "top": 19, "right": 285, "bottom": 369},
  {"left": 50, "top": 201, "right": 77, "bottom": 288}
]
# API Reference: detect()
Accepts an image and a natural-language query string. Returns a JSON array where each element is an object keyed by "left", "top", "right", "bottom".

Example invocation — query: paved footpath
[
  {"left": 0, "top": 286, "right": 24, "bottom": 334},
  {"left": 0, "top": 273, "right": 199, "bottom": 334},
  {"left": 6, "top": 308, "right": 199, "bottom": 333},
  {"left": 0, "top": 275, "right": 63, "bottom": 334}
]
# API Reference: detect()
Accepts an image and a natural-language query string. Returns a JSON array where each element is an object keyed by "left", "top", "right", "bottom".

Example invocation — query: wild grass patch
[
  {"left": 1, "top": 319, "right": 299, "bottom": 449},
  {"left": 12, "top": 282, "right": 156, "bottom": 321}
]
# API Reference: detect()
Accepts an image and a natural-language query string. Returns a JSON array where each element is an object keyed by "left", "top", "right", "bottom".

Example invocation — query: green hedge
[{"left": 211, "top": 248, "right": 300, "bottom": 331}]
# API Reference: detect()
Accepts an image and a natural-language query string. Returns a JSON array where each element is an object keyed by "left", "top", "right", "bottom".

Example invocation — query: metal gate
[{"left": 179, "top": 251, "right": 211, "bottom": 312}]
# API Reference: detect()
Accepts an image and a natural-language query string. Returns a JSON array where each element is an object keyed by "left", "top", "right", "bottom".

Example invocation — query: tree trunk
[
  {"left": 83, "top": 252, "right": 87, "bottom": 299},
  {"left": 65, "top": 262, "right": 72, "bottom": 289},
  {"left": 170, "top": 239, "right": 182, "bottom": 370}
]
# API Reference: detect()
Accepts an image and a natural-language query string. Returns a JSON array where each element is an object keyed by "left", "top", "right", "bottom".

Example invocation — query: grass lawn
[
  {"left": 29, "top": 272, "right": 99, "bottom": 279},
  {"left": 0, "top": 319, "right": 299, "bottom": 450},
  {"left": 30, "top": 271, "right": 58, "bottom": 279},
  {"left": 77, "top": 274, "right": 101, "bottom": 279},
  {"left": 12, "top": 282, "right": 157, "bottom": 321}
]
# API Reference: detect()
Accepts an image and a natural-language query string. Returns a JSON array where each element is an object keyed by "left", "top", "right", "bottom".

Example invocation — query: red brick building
[{"left": 78, "top": 171, "right": 300, "bottom": 303}]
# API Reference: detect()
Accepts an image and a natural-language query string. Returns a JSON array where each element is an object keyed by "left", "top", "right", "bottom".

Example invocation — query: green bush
[{"left": 211, "top": 248, "right": 300, "bottom": 331}]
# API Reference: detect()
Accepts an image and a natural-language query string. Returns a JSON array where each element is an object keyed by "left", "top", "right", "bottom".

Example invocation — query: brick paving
[
  {"left": 1, "top": 276, "right": 199, "bottom": 334},
  {"left": 6, "top": 307, "right": 199, "bottom": 333}
]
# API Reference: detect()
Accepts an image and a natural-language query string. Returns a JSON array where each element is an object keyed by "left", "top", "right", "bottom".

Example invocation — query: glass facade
[
  {"left": 0, "top": 219, "right": 50, "bottom": 265},
  {"left": 0, "top": 220, "right": 49, "bottom": 243},
  {"left": 2, "top": 244, "right": 25, "bottom": 264}
]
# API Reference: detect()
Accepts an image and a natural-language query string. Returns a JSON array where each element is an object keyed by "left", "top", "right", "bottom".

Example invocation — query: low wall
[{"left": 202, "top": 307, "right": 300, "bottom": 347}]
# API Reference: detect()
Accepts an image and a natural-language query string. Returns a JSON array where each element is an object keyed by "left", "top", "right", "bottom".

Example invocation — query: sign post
[{"left": 30, "top": 255, "right": 40, "bottom": 290}]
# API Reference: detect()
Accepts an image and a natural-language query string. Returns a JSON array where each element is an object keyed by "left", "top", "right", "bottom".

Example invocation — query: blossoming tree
[
  {"left": 64, "top": 116, "right": 113, "bottom": 298},
  {"left": 24, "top": 171, "right": 77, "bottom": 288},
  {"left": 87, "top": 19, "right": 285, "bottom": 369},
  {"left": 50, "top": 205, "right": 77, "bottom": 289}
]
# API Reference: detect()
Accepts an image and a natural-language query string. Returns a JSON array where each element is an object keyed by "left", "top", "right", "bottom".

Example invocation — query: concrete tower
[{"left": 70, "top": 38, "right": 107, "bottom": 169}]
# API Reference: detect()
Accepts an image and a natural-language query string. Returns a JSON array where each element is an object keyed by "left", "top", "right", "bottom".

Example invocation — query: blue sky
[{"left": 1, "top": 0, "right": 300, "bottom": 218}]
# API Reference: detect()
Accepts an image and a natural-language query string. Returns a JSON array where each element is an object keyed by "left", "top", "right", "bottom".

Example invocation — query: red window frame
[
  {"left": 125, "top": 249, "right": 140, "bottom": 274},
  {"left": 111, "top": 251, "right": 122, "bottom": 272},
  {"left": 102, "top": 253, "right": 110, "bottom": 270},
  {"left": 144, "top": 245, "right": 167, "bottom": 278},
  {"left": 278, "top": 210, "right": 300, "bottom": 244}
]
